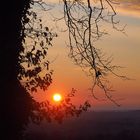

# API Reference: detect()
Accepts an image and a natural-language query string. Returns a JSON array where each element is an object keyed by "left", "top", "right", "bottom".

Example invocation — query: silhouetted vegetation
[
  {"left": 0, "top": 1, "right": 90, "bottom": 139},
  {"left": 61, "top": 0, "right": 128, "bottom": 105},
  {"left": 0, "top": 0, "right": 129, "bottom": 140},
  {"left": 1, "top": 1, "right": 35, "bottom": 139},
  {"left": 19, "top": 2, "right": 56, "bottom": 92}
]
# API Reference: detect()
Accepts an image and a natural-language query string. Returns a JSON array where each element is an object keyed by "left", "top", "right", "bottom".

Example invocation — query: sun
[{"left": 53, "top": 93, "right": 62, "bottom": 102}]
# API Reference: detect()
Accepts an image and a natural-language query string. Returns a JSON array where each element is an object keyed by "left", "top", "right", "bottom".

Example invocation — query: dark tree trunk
[{"left": 0, "top": 1, "right": 34, "bottom": 139}]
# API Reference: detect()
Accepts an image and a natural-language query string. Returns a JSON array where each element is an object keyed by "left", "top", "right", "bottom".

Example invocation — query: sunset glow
[
  {"left": 35, "top": 0, "right": 140, "bottom": 110},
  {"left": 53, "top": 93, "right": 62, "bottom": 102}
]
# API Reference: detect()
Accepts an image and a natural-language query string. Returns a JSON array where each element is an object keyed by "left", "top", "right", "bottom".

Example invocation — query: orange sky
[{"left": 32, "top": 0, "right": 140, "bottom": 110}]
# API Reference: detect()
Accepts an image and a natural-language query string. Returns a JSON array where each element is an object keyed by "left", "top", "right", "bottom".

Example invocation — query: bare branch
[{"left": 62, "top": 0, "right": 127, "bottom": 105}]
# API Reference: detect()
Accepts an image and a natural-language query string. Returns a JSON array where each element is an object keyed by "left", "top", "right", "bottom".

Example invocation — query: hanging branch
[{"left": 63, "top": 0, "right": 127, "bottom": 105}]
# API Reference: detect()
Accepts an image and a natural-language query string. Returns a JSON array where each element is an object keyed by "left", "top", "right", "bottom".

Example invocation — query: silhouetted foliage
[
  {"left": 18, "top": 0, "right": 91, "bottom": 123},
  {"left": 19, "top": 1, "right": 57, "bottom": 92},
  {"left": 0, "top": 1, "right": 90, "bottom": 139},
  {"left": 30, "top": 88, "right": 91, "bottom": 124},
  {"left": 0, "top": 1, "right": 38, "bottom": 139},
  {"left": 0, "top": 0, "right": 128, "bottom": 139}
]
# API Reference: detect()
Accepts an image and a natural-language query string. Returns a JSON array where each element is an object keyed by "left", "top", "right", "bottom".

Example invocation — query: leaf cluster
[{"left": 19, "top": 1, "right": 57, "bottom": 92}]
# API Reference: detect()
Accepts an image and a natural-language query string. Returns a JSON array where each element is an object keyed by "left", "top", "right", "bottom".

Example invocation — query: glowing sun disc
[{"left": 53, "top": 93, "right": 62, "bottom": 102}]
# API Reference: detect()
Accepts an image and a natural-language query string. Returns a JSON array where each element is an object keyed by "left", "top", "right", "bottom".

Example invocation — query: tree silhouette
[
  {"left": 19, "top": 4, "right": 56, "bottom": 92},
  {"left": 19, "top": 0, "right": 91, "bottom": 121},
  {"left": 0, "top": 1, "right": 35, "bottom": 139},
  {"left": 1, "top": 0, "right": 127, "bottom": 139},
  {"left": 0, "top": 1, "right": 90, "bottom": 139},
  {"left": 62, "top": 0, "right": 128, "bottom": 105}
]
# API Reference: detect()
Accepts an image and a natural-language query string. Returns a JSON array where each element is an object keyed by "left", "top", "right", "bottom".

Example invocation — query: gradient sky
[{"left": 33, "top": 0, "right": 140, "bottom": 110}]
